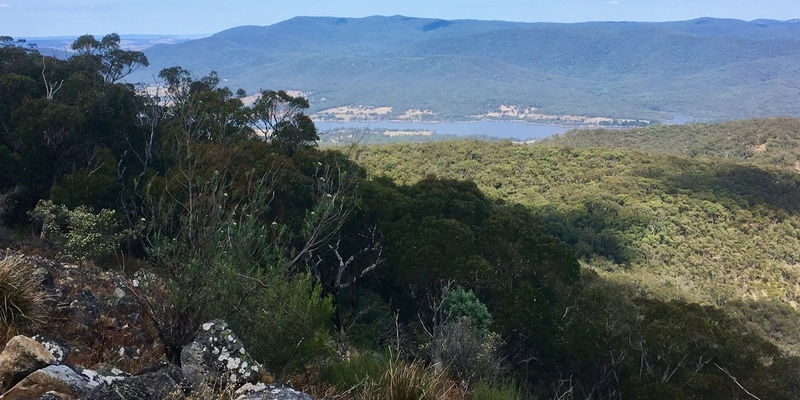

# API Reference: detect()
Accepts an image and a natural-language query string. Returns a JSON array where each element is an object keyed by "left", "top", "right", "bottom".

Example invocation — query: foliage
[
  {"left": 243, "top": 272, "right": 334, "bottom": 373},
  {"left": 138, "top": 149, "right": 336, "bottom": 370},
  {"left": 435, "top": 319, "right": 504, "bottom": 386},
  {"left": 0, "top": 255, "right": 45, "bottom": 342},
  {"left": 469, "top": 380, "right": 524, "bottom": 400},
  {"left": 320, "top": 352, "right": 389, "bottom": 394},
  {"left": 30, "top": 200, "right": 126, "bottom": 263},
  {"left": 441, "top": 285, "right": 492, "bottom": 338},
  {"left": 0, "top": 187, "right": 20, "bottom": 243}
]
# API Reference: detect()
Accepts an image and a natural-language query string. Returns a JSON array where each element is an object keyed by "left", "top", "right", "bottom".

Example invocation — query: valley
[{"left": 4, "top": 13, "right": 800, "bottom": 399}]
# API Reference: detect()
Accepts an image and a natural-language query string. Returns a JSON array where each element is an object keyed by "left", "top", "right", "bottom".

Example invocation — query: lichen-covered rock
[
  {"left": 234, "top": 383, "right": 313, "bottom": 400},
  {"left": 31, "top": 336, "right": 68, "bottom": 364},
  {"left": 180, "top": 320, "right": 266, "bottom": 391},
  {"left": 34, "top": 392, "right": 72, "bottom": 400},
  {"left": 0, "top": 336, "right": 55, "bottom": 393},
  {"left": 26, "top": 256, "right": 163, "bottom": 370},
  {"left": 77, "top": 366, "right": 129, "bottom": 387},
  {"left": 82, "top": 362, "right": 183, "bottom": 400},
  {"left": 0, "top": 364, "right": 100, "bottom": 399}
]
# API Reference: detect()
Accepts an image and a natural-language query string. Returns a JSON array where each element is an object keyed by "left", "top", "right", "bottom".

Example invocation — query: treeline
[{"left": 2, "top": 35, "right": 800, "bottom": 399}]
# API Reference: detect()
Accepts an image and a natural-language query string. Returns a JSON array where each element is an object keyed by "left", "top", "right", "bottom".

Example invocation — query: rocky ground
[{"left": 0, "top": 255, "right": 317, "bottom": 400}]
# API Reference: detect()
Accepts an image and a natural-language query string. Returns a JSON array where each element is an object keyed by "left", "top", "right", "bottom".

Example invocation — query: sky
[{"left": 2, "top": 0, "right": 799, "bottom": 38}]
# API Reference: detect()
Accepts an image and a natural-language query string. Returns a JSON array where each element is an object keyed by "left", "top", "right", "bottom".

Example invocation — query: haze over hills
[
  {"left": 133, "top": 16, "right": 800, "bottom": 122},
  {"left": 16, "top": 34, "right": 206, "bottom": 59}
]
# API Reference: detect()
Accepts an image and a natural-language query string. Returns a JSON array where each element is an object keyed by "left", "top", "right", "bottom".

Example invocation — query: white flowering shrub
[{"left": 31, "top": 200, "right": 125, "bottom": 262}]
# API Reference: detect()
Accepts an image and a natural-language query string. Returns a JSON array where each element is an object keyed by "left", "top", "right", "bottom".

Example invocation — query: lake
[{"left": 314, "top": 120, "right": 573, "bottom": 141}]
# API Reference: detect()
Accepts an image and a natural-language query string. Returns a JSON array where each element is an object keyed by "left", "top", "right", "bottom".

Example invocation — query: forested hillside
[
  {"left": 136, "top": 16, "right": 800, "bottom": 120},
  {"left": 544, "top": 117, "right": 800, "bottom": 171},
  {"left": 356, "top": 139, "right": 800, "bottom": 353},
  {"left": 3, "top": 35, "right": 800, "bottom": 399}
]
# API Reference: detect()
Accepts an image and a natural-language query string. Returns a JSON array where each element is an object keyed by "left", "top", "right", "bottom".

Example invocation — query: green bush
[
  {"left": 441, "top": 285, "right": 492, "bottom": 338},
  {"left": 31, "top": 200, "right": 126, "bottom": 263},
  {"left": 433, "top": 285, "right": 502, "bottom": 385},
  {"left": 49, "top": 147, "right": 121, "bottom": 210},
  {"left": 339, "top": 290, "right": 396, "bottom": 350},
  {"left": 240, "top": 272, "right": 334, "bottom": 373},
  {"left": 0, "top": 255, "right": 45, "bottom": 342}
]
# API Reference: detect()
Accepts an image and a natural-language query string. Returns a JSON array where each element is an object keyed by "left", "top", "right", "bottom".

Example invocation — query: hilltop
[{"left": 135, "top": 16, "right": 800, "bottom": 121}]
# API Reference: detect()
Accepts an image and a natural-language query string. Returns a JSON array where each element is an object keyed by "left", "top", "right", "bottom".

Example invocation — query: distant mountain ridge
[{"left": 133, "top": 16, "right": 800, "bottom": 121}]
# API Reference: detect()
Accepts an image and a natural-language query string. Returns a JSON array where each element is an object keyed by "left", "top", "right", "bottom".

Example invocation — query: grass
[
  {"left": 355, "top": 355, "right": 458, "bottom": 400},
  {"left": 469, "top": 380, "right": 524, "bottom": 400},
  {"left": 321, "top": 352, "right": 459, "bottom": 400},
  {"left": 0, "top": 255, "right": 46, "bottom": 343}
]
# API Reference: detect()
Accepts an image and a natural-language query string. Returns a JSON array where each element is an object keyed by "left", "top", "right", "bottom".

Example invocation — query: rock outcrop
[
  {"left": 180, "top": 319, "right": 267, "bottom": 391},
  {"left": 0, "top": 256, "right": 316, "bottom": 400},
  {"left": 0, "top": 336, "right": 55, "bottom": 393},
  {"left": 29, "top": 256, "right": 162, "bottom": 370},
  {"left": 235, "top": 383, "right": 314, "bottom": 400},
  {"left": 0, "top": 364, "right": 114, "bottom": 399},
  {"left": 82, "top": 362, "right": 183, "bottom": 400}
]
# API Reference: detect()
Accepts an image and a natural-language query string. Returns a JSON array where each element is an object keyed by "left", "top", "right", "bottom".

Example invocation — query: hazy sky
[{"left": 3, "top": 0, "right": 799, "bottom": 37}]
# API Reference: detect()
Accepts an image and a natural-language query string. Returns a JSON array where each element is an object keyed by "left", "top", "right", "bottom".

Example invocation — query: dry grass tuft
[
  {"left": 0, "top": 255, "right": 46, "bottom": 342},
  {"left": 354, "top": 354, "right": 459, "bottom": 400}
]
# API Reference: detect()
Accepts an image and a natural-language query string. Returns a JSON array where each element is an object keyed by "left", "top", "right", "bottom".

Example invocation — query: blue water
[{"left": 314, "top": 120, "right": 571, "bottom": 141}]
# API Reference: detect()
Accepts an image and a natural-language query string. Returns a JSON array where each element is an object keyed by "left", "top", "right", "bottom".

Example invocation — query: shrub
[
  {"left": 339, "top": 290, "right": 396, "bottom": 350},
  {"left": 0, "top": 188, "right": 19, "bottom": 244},
  {"left": 432, "top": 285, "right": 502, "bottom": 385},
  {"left": 436, "top": 320, "right": 504, "bottom": 385},
  {"left": 30, "top": 200, "right": 125, "bottom": 263},
  {"left": 441, "top": 285, "right": 492, "bottom": 337},
  {"left": 239, "top": 272, "right": 334, "bottom": 374},
  {"left": 0, "top": 255, "right": 45, "bottom": 342},
  {"left": 140, "top": 168, "right": 336, "bottom": 371}
]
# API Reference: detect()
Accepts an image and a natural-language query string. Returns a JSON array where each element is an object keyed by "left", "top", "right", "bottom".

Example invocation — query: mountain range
[{"left": 133, "top": 16, "right": 800, "bottom": 121}]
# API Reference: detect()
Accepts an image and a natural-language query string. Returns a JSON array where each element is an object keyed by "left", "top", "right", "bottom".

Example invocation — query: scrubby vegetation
[{"left": 2, "top": 33, "right": 800, "bottom": 399}]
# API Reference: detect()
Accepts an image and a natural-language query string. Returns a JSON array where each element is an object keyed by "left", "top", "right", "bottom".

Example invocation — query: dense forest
[
  {"left": 544, "top": 118, "right": 800, "bottom": 171},
  {"left": 2, "top": 35, "right": 800, "bottom": 399}
]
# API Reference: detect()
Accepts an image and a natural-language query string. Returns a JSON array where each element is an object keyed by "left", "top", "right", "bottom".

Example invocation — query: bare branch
[
  {"left": 41, "top": 57, "right": 63, "bottom": 100},
  {"left": 714, "top": 363, "right": 762, "bottom": 400}
]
